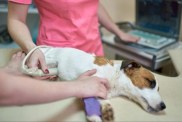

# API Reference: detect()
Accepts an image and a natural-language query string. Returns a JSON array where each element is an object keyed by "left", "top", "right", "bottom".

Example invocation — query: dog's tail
[{"left": 21, "top": 45, "right": 58, "bottom": 77}]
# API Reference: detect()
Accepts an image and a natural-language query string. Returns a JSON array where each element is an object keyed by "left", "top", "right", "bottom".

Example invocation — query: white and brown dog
[{"left": 21, "top": 46, "right": 166, "bottom": 122}]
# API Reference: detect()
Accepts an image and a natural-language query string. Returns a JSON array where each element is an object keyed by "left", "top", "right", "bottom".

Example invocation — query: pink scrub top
[{"left": 9, "top": 0, "right": 104, "bottom": 56}]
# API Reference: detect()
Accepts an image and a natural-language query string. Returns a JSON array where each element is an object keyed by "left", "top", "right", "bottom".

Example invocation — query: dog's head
[{"left": 119, "top": 60, "right": 166, "bottom": 112}]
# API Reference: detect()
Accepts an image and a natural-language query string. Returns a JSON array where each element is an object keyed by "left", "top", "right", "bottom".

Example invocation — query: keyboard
[{"left": 129, "top": 30, "right": 176, "bottom": 49}]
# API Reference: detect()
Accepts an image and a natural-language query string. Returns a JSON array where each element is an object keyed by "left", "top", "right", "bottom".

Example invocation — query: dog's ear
[{"left": 120, "top": 60, "right": 141, "bottom": 70}]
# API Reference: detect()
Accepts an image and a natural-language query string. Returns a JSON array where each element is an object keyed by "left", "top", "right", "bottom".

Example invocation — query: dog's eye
[
  {"left": 146, "top": 78, "right": 156, "bottom": 89},
  {"left": 150, "top": 80, "right": 156, "bottom": 89}
]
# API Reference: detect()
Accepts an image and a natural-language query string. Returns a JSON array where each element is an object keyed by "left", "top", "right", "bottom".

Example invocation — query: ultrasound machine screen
[{"left": 136, "top": 0, "right": 182, "bottom": 38}]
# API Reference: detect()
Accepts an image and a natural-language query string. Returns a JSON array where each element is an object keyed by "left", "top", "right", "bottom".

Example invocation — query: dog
[{"left": 21, "top": 45, "right": 166, "bottom": 122}]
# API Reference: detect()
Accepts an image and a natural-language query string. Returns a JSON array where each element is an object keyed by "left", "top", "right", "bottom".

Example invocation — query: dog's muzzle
[
  {"left": 147, "top": 101, "right": 166, "bottom": 112},
  {"left": 142, "top": 97, "right": 166, "bottom": 112}
]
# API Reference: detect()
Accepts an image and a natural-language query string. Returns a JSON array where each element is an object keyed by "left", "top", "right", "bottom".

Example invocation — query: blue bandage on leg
[{"left": 83, "top": 97, "right": 101, "bottom": 117}]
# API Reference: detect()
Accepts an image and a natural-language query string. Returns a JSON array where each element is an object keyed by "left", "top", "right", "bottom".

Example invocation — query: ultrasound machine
[
  {"left": 110, "top": 0, "right": 182, "bottom": 70},
  {"left": 129, "top": 0, "right": 182, "bottom": 49}
]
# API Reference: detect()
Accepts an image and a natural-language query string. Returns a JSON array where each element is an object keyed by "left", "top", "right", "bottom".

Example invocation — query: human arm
[
  {"left": 7, "top": 2, "right": 48, "bottom": 73},
  {"left": 98, "top": 3, "right": 139, "bottom": 43},
  {"left": 8, "top": 2, "right": 35, "bottom": 53},
  {"left": 0, "top": 69, "right": 108, "bottom": 106}
]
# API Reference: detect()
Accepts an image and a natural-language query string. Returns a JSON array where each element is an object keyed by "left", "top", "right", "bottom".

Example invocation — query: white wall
[{"left": 100, "top": 0, "right": 135, "bottom": 23}]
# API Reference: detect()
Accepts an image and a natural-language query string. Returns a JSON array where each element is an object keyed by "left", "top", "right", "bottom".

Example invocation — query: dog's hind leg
[{"left": 46, "top": 59, "right": 58, "bottom": 69}]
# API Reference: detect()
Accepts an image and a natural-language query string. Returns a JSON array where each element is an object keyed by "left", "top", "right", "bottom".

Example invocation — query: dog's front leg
[
  {"left": 87, "top": 115, "right": 102, "bottom": 122},
  {"left": 99, "top": 99, "right": 114, "bottom": 122},
  {"left": 83, "top": 97, "right": 102, "bottom": 122}
]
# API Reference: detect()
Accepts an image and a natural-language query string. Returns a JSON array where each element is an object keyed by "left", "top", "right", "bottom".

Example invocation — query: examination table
[{"left": 0, "top": 48, "right": 182, "bottom": 121}]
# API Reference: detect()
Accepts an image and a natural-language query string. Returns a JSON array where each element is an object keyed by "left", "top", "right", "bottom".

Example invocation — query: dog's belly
[
  {"left": 41, "top": 47, "right": 96, "bottom": 80},
  {"left": 58, "top": 59, "right": 95, "bottom": 81}
]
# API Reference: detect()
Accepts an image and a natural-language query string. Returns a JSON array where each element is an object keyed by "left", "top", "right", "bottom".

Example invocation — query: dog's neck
[{"left": 107, "top": 64, "right": 134, "bottom": 99}]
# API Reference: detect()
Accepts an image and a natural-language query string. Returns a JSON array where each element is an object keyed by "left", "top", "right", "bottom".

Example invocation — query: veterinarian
[
  {"left": 0, "top": 51, "right": 109, "bottom": 106},
  {"left": 8, "top": 0, "right": 139, "bottom": 74}
]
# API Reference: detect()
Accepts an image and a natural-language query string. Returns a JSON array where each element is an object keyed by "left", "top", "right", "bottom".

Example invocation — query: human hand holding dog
[
  {"left": 26, "top": 49, "right": 52, "bottom": 80},
  {"left": 75, "top": 69, "right": 110, "bottom": 99}
]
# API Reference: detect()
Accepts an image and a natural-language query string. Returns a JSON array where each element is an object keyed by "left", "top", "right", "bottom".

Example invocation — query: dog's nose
[{"left": 160, "top": 102, "right": 166, "bottom": 110}]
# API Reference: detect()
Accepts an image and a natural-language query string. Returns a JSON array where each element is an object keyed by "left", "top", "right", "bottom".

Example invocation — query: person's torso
[{"left": 34, "top": 0, "right": 103, "bottom": 56}]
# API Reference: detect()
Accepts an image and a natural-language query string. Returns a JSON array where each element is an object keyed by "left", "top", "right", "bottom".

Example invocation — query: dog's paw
[
  {"left": 87, "top": 115, "right": 102, "bottom": 122},
  {"left": 101, "top": 102, "right": 114, "bottom": 122}
]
